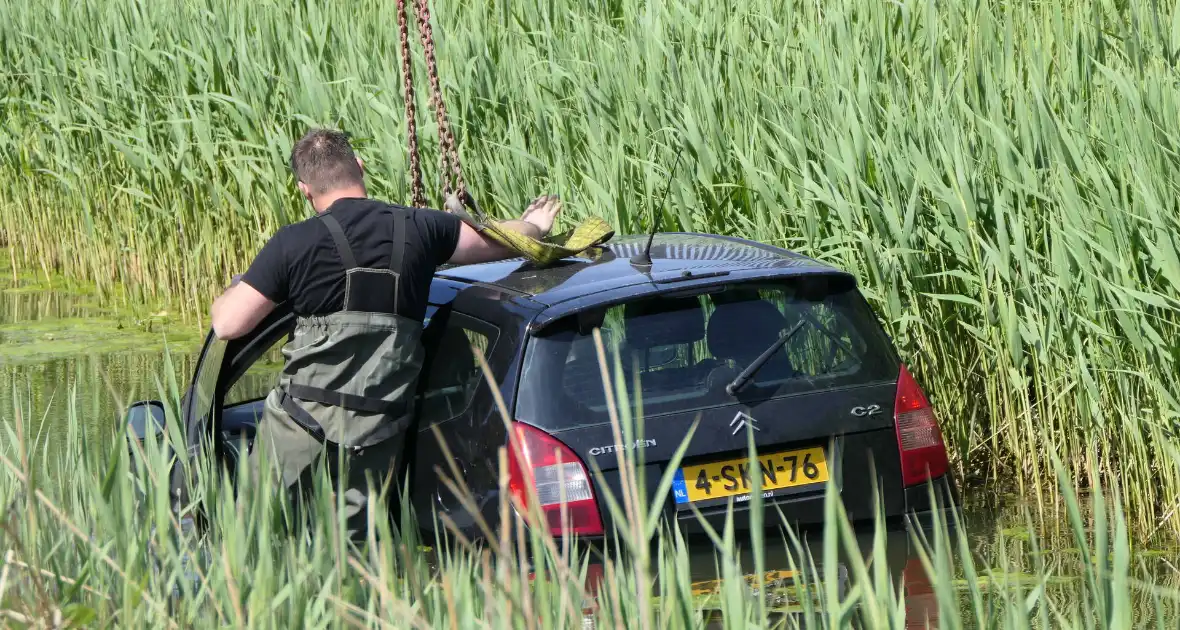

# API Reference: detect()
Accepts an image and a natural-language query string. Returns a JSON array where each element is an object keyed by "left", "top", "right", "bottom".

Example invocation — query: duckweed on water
[
  {"left": 0, "top": 248, "right": 202, "bottom": 364},
  {"left": 0, "top": 318, "right": 199, "bottom": 365},
  {"left": 1000, "top": 527, "right": 1032, "bottom": 542}
]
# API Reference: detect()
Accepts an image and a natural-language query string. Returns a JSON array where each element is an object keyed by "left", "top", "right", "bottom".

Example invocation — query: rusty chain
[
  {"left": 412, "top": 0, "right": 467, "bottom": 200},
  {"left": 396, "top": 0, "right": 470, "bottom": 209},
  {"left": 396, "top": 0, "right": 426, "bottom": 208}
]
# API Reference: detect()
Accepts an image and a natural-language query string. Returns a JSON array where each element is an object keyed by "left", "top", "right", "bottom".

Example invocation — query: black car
[{"left": 126, "top": 231, "right": 959, "bottom": 548}]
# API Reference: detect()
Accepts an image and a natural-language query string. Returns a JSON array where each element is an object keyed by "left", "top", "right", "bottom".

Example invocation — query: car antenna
[{"left": 631, "top": 146, "right": 685, "bottom": 271}]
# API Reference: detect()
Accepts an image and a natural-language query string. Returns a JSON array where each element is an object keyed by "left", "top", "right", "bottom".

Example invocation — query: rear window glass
[{"left": 515, "top": 279, "right": 897, "bottom": 429}]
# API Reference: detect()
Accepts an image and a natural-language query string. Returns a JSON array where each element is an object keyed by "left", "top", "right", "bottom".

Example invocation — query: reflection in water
[
  {"left": 673, "top": 525, "right": 943, "bottom": 628},
  {"left": 0, "top": 274, "right": 199, "bottom": 459},
  {"left": 660, "top": 495, "right": 1180, "bottom": 628},
  {"left": 3, "top": 275, "right": 1179, "bottom": 627},
  {"left": 0, "top": 353, "right": 196, "bottom": 454}
]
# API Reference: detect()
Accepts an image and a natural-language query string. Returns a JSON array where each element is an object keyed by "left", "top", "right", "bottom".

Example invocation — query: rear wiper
[{"left": 726, "top": 320, "right": 807, "bottom": 396}]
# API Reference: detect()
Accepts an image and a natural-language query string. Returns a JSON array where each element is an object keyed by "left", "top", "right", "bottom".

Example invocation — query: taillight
[
  {"left": 893, "top": 364, "right": 949, "bottom": 487},
  {"left": 902, "top": 557, "right": 938, "bottom": 629},
  {"left": 507, "top": 422, "right": 605, "bottom": 536}
]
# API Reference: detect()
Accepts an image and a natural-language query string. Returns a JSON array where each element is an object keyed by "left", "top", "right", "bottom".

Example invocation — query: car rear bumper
[
  {"left": 530, "top": 515, "right": 936, "bottom": 621},
  {"left": 901, "top": 474, "right": 961, "bottom": 533},
  {"left": 547, "top": 473, "right": 962, "bottom": 576},
  {"left": 660, "top": 471, "right": 960, "bottom": 537}
]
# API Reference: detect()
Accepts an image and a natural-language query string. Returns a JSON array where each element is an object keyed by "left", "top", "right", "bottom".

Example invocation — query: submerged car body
[{"left": 128, "top": 231, "right": 959, "bottom": 576}]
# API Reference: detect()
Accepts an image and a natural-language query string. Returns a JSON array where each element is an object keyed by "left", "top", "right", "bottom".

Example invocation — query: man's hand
[
  {"left": 518, "top": 194, "right": 562, "bottom": 236},
  {"left": 488, "top": 194, "right": 562, "bottom": 241}
]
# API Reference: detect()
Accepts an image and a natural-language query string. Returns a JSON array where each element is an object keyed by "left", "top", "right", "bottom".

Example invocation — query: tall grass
[
  {"left": 1, "top": 0, "right": 1179, "bottom": 531},
  {"left": 0, "top": 345, "right": 1178, "bottom": 628}
]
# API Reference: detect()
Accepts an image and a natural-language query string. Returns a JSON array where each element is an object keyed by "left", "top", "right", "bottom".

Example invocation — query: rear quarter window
[{"left": 515, "top": 278, "right": 897, "bottom": 430}]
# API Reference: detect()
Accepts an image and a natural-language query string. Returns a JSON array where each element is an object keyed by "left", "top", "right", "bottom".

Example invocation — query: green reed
[
  {"left": 1, "top": 0, "right": 1178, "bottom": 531},
  {"left": 0, "top": 345, "right": 1177, "bottom": 628}
]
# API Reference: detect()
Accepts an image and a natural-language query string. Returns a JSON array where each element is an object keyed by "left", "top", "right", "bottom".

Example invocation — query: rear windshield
[{"left": 515, "top": 278, "right": 898, "bottom": 429}]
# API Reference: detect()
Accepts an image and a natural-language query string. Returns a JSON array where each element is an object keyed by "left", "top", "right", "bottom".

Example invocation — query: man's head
[{"left": 289, "top": 128, "right": 367, "bottom": 211}]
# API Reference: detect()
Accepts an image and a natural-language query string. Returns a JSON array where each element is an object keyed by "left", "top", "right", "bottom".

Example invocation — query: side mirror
[
  {"left": 124, "top": 401, "right": 175, "bottom": 496},
  {"left": 125, "top": 400, "right": 167, "bottom": 441}
]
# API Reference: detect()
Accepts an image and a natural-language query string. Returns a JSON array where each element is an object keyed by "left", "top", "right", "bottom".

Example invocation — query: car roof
[{"left": 435, "top": 232, "right": 850, "bottom": 308}]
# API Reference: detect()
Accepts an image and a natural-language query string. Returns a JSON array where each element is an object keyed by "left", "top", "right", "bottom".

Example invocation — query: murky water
[
  {"left": 2, "top": 258, "right": 1179, "bottom": 626},
  {"left": 0, "top": 260, "right": 202, "bottom": 458}
]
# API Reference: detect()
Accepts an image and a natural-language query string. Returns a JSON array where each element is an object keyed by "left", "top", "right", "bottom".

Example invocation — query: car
[{"left": 124, "top": 231, "right": 959, "bottom": 603}]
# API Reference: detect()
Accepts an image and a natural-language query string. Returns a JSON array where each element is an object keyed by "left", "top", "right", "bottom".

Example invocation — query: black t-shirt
[{"left": 241, "top": 197, "right": 462, "bottom": 322}]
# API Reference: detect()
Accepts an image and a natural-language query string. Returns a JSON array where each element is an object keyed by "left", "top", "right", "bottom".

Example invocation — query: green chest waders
[{"left": 274, "top": 209, "right": 424, "bottom": 448}]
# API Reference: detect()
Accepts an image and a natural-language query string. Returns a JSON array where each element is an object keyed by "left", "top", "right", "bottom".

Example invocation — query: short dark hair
[{"left": 288, "top": 128, "right": 364, "bottom": 194}]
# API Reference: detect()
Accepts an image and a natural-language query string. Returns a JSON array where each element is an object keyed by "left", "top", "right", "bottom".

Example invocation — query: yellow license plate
[
  {"left": 690, "top": 570, "right": 798, "bottom": 596},
  {"left": 672, "top": 446, "right": 829, "bottom": 504},
  {"left": 681, "top": 568, "right": 835, "bottom": 616}
]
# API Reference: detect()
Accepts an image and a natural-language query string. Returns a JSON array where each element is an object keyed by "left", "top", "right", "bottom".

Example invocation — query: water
[
  {"left": 2, "top": 259, "right": 1179, "bottom": 626},
  {"left": 0, "top": 259, "right": 202, "bottom": 459}
]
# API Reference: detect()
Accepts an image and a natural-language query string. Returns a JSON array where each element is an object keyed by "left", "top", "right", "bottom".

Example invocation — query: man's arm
[
  {"left": 211, "top": 278, "right": 276, "bottom": 340},
  {"left": 211, "top": 229, "right": 288, "bottom": 341},
  {"left": 447, "top": 220, "right": 544, "bottom": 265},
  {"left": 446, "top": 195, "right": 561, "bottom": 265}
]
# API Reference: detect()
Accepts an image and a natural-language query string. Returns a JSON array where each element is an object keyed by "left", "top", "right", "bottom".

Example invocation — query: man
[{"left": 210, "top": 128, "right": 560, "bottom": 535}]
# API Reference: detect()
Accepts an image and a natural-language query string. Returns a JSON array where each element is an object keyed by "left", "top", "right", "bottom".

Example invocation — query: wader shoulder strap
[
  {"left": 390, "top": 209, "right": 407, "bottom": 274},
  {"left": 319, "top": 213, "right": 359, "bottom": 270}
]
